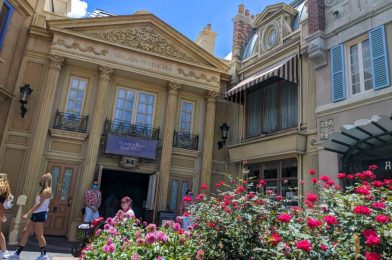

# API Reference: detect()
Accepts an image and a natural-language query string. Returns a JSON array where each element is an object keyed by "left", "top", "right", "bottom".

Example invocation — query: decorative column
[
  {"left": 157, "top": 82, "right": 181, "bottom": 211},
  {"left": 76, "top": 66, "right": 113, "bottom": 214},
  {"left": 200, "top": 91, "right": 219, "bottom": 194},
  {"left": 23, "top": 55, "right": 64, "bottom": 202}
]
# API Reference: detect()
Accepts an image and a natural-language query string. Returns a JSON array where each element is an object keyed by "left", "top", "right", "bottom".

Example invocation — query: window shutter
[
  {"left": 369, "top": 25, "right": 390, "bottom": 90},
  {"left": 330, "top": 44, "right": 346, "bottom": 102}
]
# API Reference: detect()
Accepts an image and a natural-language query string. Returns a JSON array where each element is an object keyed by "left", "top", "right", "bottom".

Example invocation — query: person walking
[
  {"left": 9, "top": 172, "right": 52, "bottom": 260},
  {"left": 0, "top": 173, "right": 14, "bottom": 259},
  {"left": 83, "top": 180, "right": 101, "bottom": 223}
]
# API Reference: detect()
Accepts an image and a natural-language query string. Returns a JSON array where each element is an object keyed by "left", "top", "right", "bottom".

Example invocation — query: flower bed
[{"left": 82, "top": 166, "right": 392, "bottom": 259}]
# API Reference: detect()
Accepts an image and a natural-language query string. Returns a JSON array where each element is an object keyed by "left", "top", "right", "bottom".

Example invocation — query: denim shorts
[{"left": 31, "top": 211, "right": 48, "bottom": 222}]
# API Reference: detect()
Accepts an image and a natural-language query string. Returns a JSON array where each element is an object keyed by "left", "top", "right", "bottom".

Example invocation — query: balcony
[
  {"left": 102, "top": 120, "right": 160, "bottom": 140},
  {"left": 53, "top": 111, "right": 88, "bottom": 133},
  {"left": 173, "top": 131, "right": 199, "bottom": 150}
]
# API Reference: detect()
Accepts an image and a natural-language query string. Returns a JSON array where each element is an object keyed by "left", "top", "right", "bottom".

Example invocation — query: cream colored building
[
  {"left": 225, "top": 1, "right": 318, "bottom": 197},
  {"left": 306, "top": 0, "right": 392, "bottom": 180},
  {"left": 0, "top": 0, "right": 229, "bottom": 240}
]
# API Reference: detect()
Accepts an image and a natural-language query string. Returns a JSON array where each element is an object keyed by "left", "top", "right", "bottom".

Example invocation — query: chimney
[
  {"left": 232, "top": 4, "right": 254, "bottom": 60},
  {"left": 195, "top": 23, "right": 218, "bottom": 55},
  {"left": 308, "top": 0, "right": 325, "bottom": 34}
]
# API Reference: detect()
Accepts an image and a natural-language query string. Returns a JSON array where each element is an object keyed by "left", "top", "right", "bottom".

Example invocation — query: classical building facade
[
  {"left": 0, "top": 0, "right": 229, "bottom": 239},
  {"left": 305, "top": 0, "right": 392, "bottom": 179},
  {"left": 225, "top": 0, "right": 318, "bottom": 198}
]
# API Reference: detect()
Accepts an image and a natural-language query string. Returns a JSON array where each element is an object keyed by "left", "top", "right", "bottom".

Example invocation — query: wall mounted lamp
[
  {"left": 217, "top": 123, "right": 230, "bottom": 149},
  {"left": 19, "top": 84, "right": 33, "bottom": 118}
]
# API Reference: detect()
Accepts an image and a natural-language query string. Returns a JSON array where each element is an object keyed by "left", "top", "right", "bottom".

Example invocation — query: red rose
[
  {"left": 306, "top": 193, "right": 318, "bottom": 202},
  {"left": 248, "top": 192, "right": 255, "bottom": 199},
  {"left": 311, "top": 178, "right": 318, "bottom": 184},
  {"left": 323, "top": 215, "right": 338, "bottom": 226},
  {"left": 375, "top": 214, "right": 390, "bottom": 224},
  {"left": 309, "top": 169, "right": 316, "bottom": 175},
  {"left": 362, "top": 229, "right": 377, "bottom": 238},
  {"left": 365, "top": 252, "right": 381, "bottom": 260},
  {"left": 347, "top": 174, "right": 355, "bottom": 179},
  {"left": 183, "top": 195, "right": 192, "bottom": 202},
  {"left": 365, "top": 234, "right": 380, "bottom": 246},
  {"left": 196, "top": 194, "right": 205, "bottom": 201},
  {"left": 355, "top": 186, "right": 371, "bottom": 195},
  {"left": 234, "top": 186, "right": 245, "bottom": 194},
  {"left": 372, "top": 202, "right": 386, "bottom": 209},
  {"left": 258, "top": 179, "right": 267, "bottom": 186},
  {"left": 296, "top": 240, "right": 312, "bottom": 252},
  {"left": 320, "top": 176, "right": 329, "bottom": 182},
  {"left": 270, "top": 233, "right": 282, "bottom": 245},
  {"left": 337, "top": 173, "right": 346, "bottom": 179},
  {"left": 224, "top": 207, "right": 231, "bottom": 213},
  {"left": 200, "top": 183, "right": 207, "bottom": 190},
  {"left": 368, "top": 165, "right": 378, "bottom": 171},
  {"left": 184, "top": 212, "right": 191, "bottom": 217},
  {"left": 305, "top": 200, "right": 314, "bottom": 208},
  {"left": 277, "top": 213, "right": 292, "bottom": 223},
  {"left": 372, "top": 181, "right": 383, "bottom": 187},
  {"left": 209, "top": 222, "right": 215, "bottom": 228},
  {"left": 353, "top": 205, "right": 371, "bottom": 215},
  {"left": 320, "top": 244, "right": 327, "bottom": 251},
  {"left": 275, "top": 195, "right": 284, "bottom": 202},
  {"left": 307, "top": 218, "right": 322, "bottom": 228}
]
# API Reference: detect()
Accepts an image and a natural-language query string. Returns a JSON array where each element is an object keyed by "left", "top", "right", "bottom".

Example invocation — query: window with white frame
[
  {"left": 114, "top": 87, "right": 156, "bottom": 127},
  {"left": 65, "top": 77, "right": 88, "bottom": 115},
  {"left": 348, "top": 39, "right": 373, "bottom": 95},
  {"left": 180, "top": 100, "right": 194, "bottom": 133}
]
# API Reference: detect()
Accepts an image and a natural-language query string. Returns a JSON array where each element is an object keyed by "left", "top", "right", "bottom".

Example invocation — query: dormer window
[{"left": 262, "top": 23, "right": 280, "bottom": 52}]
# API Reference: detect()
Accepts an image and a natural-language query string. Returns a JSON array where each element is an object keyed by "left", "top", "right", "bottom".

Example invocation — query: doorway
[
  {"left": 99, "top": 169, "right": 150, "bottom": 220},
  {"left": 45, "top": 162, "right": 79, "bottom": 236}
]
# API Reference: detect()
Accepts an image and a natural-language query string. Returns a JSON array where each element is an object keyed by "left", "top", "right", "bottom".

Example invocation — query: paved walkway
[{"left": 7, "top": 236, "right": 80, "bottom": 260}]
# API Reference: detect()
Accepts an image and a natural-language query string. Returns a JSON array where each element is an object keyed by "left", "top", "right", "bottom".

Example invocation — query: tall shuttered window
[
  {"left": 348, "top": 39, "right": 373, "bottom": 95},
  {"left": 0, "top": 1, "right": 13, "bottom": 49},
  {"left": 331, "top": 25, "right": 390, "bottom": 102}
]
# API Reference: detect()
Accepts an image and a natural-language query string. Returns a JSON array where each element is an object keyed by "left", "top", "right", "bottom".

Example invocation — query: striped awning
[
  {"left": 322, "top": 114, "right": 392, "bottom": 157},
  {"left": 225, "top": 54, "right": 298, "bottom": 102}
]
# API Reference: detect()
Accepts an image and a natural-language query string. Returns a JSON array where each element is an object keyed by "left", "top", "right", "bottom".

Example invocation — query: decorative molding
[
  {"left": 53, "top": 39, "right": 108, "bottom": 56},
  {"left": 167, "top": 82, "right": 182, "bottom": 95},
  {"left": 324, "top": 0, "right": 339, "bottom": 7},
  {"left": 307, "top": 37, "right": 327, "bottom": 69},
  {"left": 177, "top": 68, "right": 219, "bottom": 83},
  {"left": 84, "top": 26, "right": 201, "bottom": 64},
  {"left": 319, "top": 119, "right": 334, "bottom": 140},
  {"left": 99, "top": 66, "right": 114, "bottom": 81},
  {"left": 49, "top": 128, "right": 88, "bottom": 141},
  {"left": 206, "top": 90, "right": 220, "bottom": 102},
  {"left": 48, "top": 55, "right": 65, "bottom": 71}
]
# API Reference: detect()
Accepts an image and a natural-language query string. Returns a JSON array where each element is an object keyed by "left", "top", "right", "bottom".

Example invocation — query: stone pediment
[
  {"left": 47, "top": 13, "right": 228, "bottom": 72},
  {"left": 254, "top": 3, "right": 298, "bottom": 28},
  {"left": 81, "top": 26, "right": 200, "bottom": 65}
]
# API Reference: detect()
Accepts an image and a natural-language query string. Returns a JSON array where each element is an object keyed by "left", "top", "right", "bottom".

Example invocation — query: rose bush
[{"left": 82, "top": 165, "right": 392, "bottom": 259}]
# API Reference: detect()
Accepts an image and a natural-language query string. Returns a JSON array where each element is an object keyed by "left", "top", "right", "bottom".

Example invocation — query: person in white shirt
[{"left": 114, "top": 196, "right": 135, "bottom": 221}]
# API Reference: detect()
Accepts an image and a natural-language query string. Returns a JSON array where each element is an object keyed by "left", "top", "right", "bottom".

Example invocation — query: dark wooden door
[{"left": 45, "top": 162, "right": 78, "bottom": 236}]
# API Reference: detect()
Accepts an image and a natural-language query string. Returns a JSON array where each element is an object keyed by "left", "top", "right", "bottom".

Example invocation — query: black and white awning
[
  {"left": 225, "top": 54, "right": 298, "bottom": 103},
  {"left": 322, "top": 115, "right": 392, "bottom": 160}
]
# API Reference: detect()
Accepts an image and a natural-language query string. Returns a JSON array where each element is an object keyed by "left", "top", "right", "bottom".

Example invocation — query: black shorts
[{"left": 31, "top": 211, "right": 48, "bottom": 222}]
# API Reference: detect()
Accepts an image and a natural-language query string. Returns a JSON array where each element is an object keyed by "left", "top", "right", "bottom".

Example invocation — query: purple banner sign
[{"left": 105, "top": 134, "right": 158, "bottom": 160}]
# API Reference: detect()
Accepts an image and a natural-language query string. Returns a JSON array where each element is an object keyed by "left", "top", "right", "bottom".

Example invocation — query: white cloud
[
  {"left": 224, "top": 51, "right": 232, "bottom": 61},
  {"left": 67, "top": 0, "right": 88, "bottom": 18}
]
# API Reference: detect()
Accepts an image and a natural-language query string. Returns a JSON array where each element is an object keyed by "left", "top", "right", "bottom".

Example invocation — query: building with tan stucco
[{"left": 0, "top": 0, "right": 230, "bottom": 240}]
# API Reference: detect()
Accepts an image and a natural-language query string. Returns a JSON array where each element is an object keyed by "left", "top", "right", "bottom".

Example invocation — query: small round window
[{"left": 263, "top": 24, "right": 279, "bottom": 51}]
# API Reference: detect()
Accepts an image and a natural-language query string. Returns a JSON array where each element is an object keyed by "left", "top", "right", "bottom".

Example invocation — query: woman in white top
[
  {"left": 0, "top": 173, "right": 13, "bottom": 259},
  {"left": 114, "top": 196, "right": 135, "bottom": 221},
  {"left": 10, "top": 173, "right": 52, "bottom": 260}
]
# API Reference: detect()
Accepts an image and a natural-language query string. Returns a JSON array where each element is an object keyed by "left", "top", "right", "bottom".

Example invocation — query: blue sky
[{"left": 69, "top": 0, "right": 291, "bottom": 58}]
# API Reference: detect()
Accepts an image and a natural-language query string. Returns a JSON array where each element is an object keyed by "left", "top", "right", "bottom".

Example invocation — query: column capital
[
  {"left": 48, "top": 55, "right": 64, "bottom": 71},
  {"left": 168, "top": 82, "right": 182, "bottom": 95},
  {"left": 99, "top": 66, "right": 114, "bottom": 81},
  {"left": 206, "top": 90, "right": 219, "bottom": 102}
]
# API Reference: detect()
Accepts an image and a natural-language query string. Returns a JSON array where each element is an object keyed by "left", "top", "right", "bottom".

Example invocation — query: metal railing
[
  {"left": 103, "top": 120, "right": 160, "bottom": 140},
  {"left": 53, "top": 111, "right": 88, "bottom": 133},
  {"left": 173, "top": 131, "right": 199, "bottom": 150}
]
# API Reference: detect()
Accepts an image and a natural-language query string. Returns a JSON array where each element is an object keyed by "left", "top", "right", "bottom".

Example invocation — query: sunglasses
[{"left": 121, "top": 201, "right": 128, "bottom": 204}]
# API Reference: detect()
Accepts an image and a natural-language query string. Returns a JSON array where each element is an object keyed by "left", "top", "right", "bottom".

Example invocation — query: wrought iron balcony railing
[
  {"left": 173, "top": 131, "right": 199, "bottom": 150},
  {"left": 53, "top": 111, "right": 88, "bottom": 133},
  {"left": 103, "top": 120, "right": 160, "bottom": 140}
]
